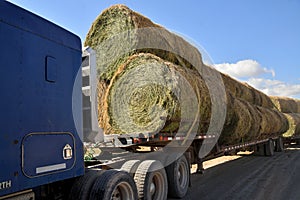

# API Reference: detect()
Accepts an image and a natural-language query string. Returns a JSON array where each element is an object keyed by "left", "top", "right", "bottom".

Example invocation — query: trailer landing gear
[{"left": 195, "top": 157, "right": 205, "bottom": 174}]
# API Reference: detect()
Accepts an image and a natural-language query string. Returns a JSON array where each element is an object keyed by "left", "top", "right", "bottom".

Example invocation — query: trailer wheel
[
  {"left": 275, "top": 137, "right": 284, "bottom": 152},
  {"left": 165, "top": 155, "right": 190, "bottom": 198},
  {"left": 120, "top": 160, "right": 141, "bottom": 176},
  {"left": 68, "top": 169, "right": 103, "bottom": 200},
  {"left": 134, "top": 160, "right": 168, "bottom": 200},
  {"left": 89, "top": 170, "right": 138, "bottom": 200},
  {"left": 265, "top": 139, "right": 274, "bottom": 156}
]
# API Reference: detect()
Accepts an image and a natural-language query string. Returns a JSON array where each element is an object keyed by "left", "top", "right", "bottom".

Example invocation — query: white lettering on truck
[{"left": 0, "top": 180, "right": 11, "bottom": 190}]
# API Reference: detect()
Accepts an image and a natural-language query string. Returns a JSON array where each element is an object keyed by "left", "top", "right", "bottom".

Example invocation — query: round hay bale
[
  {"left": 85, "top": 4, "right": 202, "bottom": 81},
  {"left": 283, "top": 113, "right": 300, "bottom": 138},
  {"left": 100, "top": 53, "right": 209, "bottom": 135},
  {"left": 231, "top": 99, "right": 253, "bottom": 143},
  {"left": 243, "top": 100, "right": 261, "bottom": 141},
  {"left": 218, "top": 92, "right": 236, "bottom": 145}
]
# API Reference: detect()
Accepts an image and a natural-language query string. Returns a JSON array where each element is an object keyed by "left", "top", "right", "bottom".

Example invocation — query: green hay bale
[
  {"left": 231, "top": 98, "right": 253, "bottom": 143},
  {"left": 102, "top": 53, "right": 178, "bottom": 134},
  {"left": 85, "top": 4, "right": 202, "bottom": 81},
  {"left": 270, "top": 96, "right": 300, "bottom": 113},
  {"left": 283, "top": 113, "right": 300, "bottom": 138},
  {"left": 101, "top": 53, "right": 209, "bottom": 135},
  {"left": 243, "top": 100, "right": 262, "bottom": 141},
  {"left": 218, "top": 92, "right": 236, "bottom": 144}
]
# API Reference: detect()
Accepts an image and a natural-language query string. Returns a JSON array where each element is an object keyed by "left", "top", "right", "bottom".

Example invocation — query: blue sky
[{"left": 7, "top": 0, "right": 300, "bottom": 98}]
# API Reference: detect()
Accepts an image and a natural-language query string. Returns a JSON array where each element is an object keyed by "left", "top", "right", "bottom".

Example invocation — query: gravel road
[{"left": 170, "top": 144, "right": 300, "bottom": 200}]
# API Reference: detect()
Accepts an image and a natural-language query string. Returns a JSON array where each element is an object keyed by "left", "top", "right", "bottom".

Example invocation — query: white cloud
[
  {"left": 214, "top": 59, "right": 275, "bottom": 78},
  {"left": 247, "top": 78, "right": 300, "bottom": 97}
]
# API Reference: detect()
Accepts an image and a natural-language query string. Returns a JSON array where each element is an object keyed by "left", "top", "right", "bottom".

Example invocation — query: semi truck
[{"left": 0, "top": 1, "right": 286, "bottom": 199}]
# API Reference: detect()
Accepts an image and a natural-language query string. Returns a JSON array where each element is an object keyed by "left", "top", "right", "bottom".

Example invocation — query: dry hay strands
[
  {"left": 97, "top": 80, "right": 108, "bottom": 128},
  {"left": 100, "top": 53, "right": 210, "bottom": 135},
  {"left": 84, "top": 4, "right": 203, "bottom": 81},
  {"left": 270, "top": 96, "right": 300, "bottom": 113},
  {"left": 283, "top": 113, "right": 300, "bottom": 138},
  {"left": 221, "top": 73, "right": 275, "bottom": 109}
]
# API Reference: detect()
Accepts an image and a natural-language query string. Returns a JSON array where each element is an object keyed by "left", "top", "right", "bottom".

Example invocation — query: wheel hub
[
  {"left": 112, "top": 187, "right": 121, "bottom": 200},
  {"left": 150, "top": 181, "right": 156, "bottom": 196}
]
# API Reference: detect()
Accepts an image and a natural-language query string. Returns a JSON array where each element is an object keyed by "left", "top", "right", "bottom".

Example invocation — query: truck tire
[
  {"left": 165, "top": 155, "right": 190, "bottom": 198},
  {"left": 89, "top": 170, "right": 138, "bottom": 200},
  {"left": 253, "top": 143, "right": 264, "bottom": 156},
  {"left": 120, "top": 160, "right": 141, "bottom": 176},
  {"left": 275, "top": 137, "right": 284, "bottom": 152},
  {"left": 134, "top": 160, "right": 168, "bottom": 200},
  {"left": 265, "top": 139, "right": 274, "bottom": 156},
  {"left": 68, "top": 169, "right": 103, "bottom": 200}
]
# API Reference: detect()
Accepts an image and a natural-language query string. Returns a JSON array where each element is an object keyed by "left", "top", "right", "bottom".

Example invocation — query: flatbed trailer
[{"left": 0, "top": 2, "right": 286, "bottom": 200}]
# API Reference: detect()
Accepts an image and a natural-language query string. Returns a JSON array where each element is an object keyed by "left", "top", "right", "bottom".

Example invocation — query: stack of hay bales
[
  {"left": 270, "top": 96, "right": 300, "bottom": 137},
  {"left": 85, "top": 4, "right": 290, "bottom": 145},
  {"left": 283, "top": 113, "right": 300, "bottom": 137},
  {"left": 85, "top": 4, "right": 208, "bottom": 136},
  {"left": 219, "top": 92, "right": 288, "bottom": 145}
]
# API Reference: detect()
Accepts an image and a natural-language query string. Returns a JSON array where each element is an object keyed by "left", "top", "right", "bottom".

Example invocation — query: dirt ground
[{"left": 169, "top": 144, "right": 300, "bottom": 200}]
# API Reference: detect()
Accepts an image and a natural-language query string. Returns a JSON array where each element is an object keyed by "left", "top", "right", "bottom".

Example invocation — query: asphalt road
[{"left": 170, "top": 145, "right": 300, "bottom": 200}]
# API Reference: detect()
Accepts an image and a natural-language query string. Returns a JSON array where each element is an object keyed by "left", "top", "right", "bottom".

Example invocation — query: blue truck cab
[{"left": 0, "top": 1, "right": 84, "bottom": 198}]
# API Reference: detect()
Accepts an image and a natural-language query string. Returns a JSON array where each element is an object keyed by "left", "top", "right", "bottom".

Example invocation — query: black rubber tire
[
  {"left": 68, "top": 169, "right": 103, "bottom": 200},
  {"left": 120, "top": 160, "right": 141, "bottom": 176},
  {"left": 265, "top": 139, "right": 274, "bottom": 156},
  {"left": 253, "top": 143, "right": 265, "bottom": 156},
  {"left": 165, "top": 155, "right": 190, "bottom": 198},
  {"left": 134, "top": 160, "right": 168, "bottom": 200},
  {"left": 89, "top": 170, "right": 138, "bottom": 200},
  {"left": 275, "top": 137, "right": 284, "bottom": 152}
]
